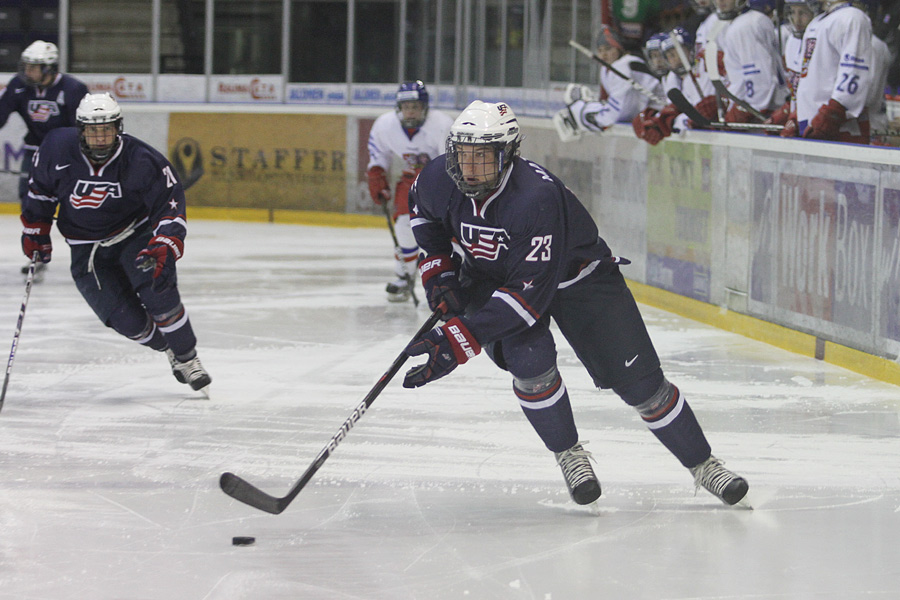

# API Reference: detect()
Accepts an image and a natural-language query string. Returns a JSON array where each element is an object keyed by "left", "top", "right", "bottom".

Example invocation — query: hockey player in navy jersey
[
  {"left": 404, "top": 100, "right": 748, "bottom": 507},
  {"left": 0, "top": 40, "right": 89, "bottom": 278},
  {"left": 20, "top": 93, "right": 211, "bottom": 395}
]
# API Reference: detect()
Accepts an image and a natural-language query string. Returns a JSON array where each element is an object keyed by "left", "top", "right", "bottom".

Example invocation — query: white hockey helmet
[
  {"left": 76, "top": 93, "right": 124, "bottom": 162},
  {"left": 18, "top": 40, "right": 59, "bottom": 87},
  {"left": 445, "top": 100, "right": 521, "bottom": 199}
]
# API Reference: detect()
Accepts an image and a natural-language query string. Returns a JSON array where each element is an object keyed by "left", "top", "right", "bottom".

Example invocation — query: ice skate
[
  {"left": 690, "top": 455, "right": 749, "bottom": 506},
  {"left": 385, "top": 278, "right": 412, "bottom": 303},
  {"left": 555, "top": 442, "right": 602, "bottom": 505},
  {"left": 166, "top": 349, "right": 211, "bottom": 396}
]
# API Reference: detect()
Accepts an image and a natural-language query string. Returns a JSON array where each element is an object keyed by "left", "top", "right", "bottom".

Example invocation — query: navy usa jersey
[
  {"left": 0, "top": 74, "right": 89, "bottom": 149},
  {"left": 410, "top": 155, "right": 620, "bottom": 344},
  {"left": 24, "top": 128, "right": 187, "bottom": 244}
]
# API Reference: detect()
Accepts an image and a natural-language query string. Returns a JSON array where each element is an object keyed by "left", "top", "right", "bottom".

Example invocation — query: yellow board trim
[{"left": 628, "top": 279, "right": 900, "bottom": 387}]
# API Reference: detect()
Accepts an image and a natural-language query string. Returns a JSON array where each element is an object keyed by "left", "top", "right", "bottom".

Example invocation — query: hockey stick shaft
[
  {"left": 381, "top": 201, "right": 420, "bottom": 307},
  {"left": 0, "top": 252, "right": 40, "bottom": 411},
  {"left": 667, "top": 88, "right": 784, "bottom": 132},
  {"left": 219, "top": 306, "right": 444, "bottom": 514},
  {"left": 568, "top": 40, "right": 667, "bottom": 105}
]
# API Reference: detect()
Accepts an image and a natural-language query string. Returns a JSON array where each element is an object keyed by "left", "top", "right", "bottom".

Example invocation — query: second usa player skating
[
  {"left": 21, "top": 93, "right": 212, "bottom": 395},
  {"left": 403, "top": 100, "right": 749, "bottom": 508}
]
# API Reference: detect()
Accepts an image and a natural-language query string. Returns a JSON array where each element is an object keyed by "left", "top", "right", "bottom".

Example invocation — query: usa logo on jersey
[
  {"left": 460, "top": 222, "right": 509, "bottom": 260},
  {"left": 70, "top": 181, "right": 123, "bottom": 209},
  {"left": 28, "top": 100, "right": 61, "bottom": 123}
]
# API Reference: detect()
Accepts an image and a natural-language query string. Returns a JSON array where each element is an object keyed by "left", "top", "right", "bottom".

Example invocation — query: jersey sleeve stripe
[{"left": 492, "top": 289, "right": 538, "bottom": 327}]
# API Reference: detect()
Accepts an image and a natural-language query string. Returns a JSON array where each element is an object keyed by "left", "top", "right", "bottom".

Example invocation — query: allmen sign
[{"left": 167, "top": 113, "right": 347, "bottom": 212}]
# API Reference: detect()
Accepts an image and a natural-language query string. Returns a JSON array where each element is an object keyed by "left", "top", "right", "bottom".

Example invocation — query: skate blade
[{"left": 195, "top": 385, "right": 211, "bottom": 399}]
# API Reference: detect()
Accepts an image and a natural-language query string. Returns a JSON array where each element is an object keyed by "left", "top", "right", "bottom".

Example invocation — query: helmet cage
[
  {"left": 76, "top": 93, "right": 124, "bottom": 163},
  {"left": 785, "top": 0, "right": 821, "bottom": 37},
  {"left": 642, "top": 34, "right": 670, "bottom": 78},
  {"left": 661, "top": 28, "right": 694, "bottom": 77},
  {"left": 445, "top": 137, "right": 519, "bottom": 200}
]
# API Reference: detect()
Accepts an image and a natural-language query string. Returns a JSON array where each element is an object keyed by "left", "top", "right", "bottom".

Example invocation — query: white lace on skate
[
  {"left": 554, "top": 442, "right": 602, "bottom": 505},
  {"left": 165, "top": 349, "right": 211, "bottom": 393},
  {"left": 690, "top": 455, "right": 749, "bottom": 506}
]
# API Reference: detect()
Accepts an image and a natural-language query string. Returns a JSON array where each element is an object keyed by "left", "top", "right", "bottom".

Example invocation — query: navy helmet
[{"left": 396, "top": 80, "right": 429, "bottom": 129}]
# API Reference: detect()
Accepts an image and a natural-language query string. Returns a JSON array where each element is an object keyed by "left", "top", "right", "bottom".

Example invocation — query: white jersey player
[
  {"left": 712, "top": 0, "right": 788, "bottom": 121},
  {"left": 366, "top": 80, "right": 453, "bottom": 302},
  {"left": 796, "top": 0, "right": 873, "bottom": 143},
  {"left": 563, "top": 25, "right": 664, "bottom": 135},
  {"left": 867, "top": 34, "right": 891, "bottom": 136},
  {"left": 769, "top": 0, "right": 820, "bottom": 136}
]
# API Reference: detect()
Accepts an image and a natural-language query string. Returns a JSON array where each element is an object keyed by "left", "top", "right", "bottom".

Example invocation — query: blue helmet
[
  {"left": 396, "top": 80, "right": 429, "bottom": 129},
  {"left": 643, "top": 33, "right": 670, "bottom": 77},
  {"left": 714, "top": 0, "right": 748, "bottom": 20},
  {"left": 661, "top": 27, "right": 695, "bottom": 77},
  {"left": 748, "top": 0, "right": 777, "bottom": 13}
]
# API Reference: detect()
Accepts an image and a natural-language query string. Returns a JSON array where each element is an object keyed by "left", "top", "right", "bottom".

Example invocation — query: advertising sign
[{"left": 167, "top": 112, "right": 347, "bottom": 212}]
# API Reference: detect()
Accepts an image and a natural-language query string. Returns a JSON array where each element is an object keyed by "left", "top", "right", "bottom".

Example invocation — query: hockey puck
[{"left": 232, "top": 536, "right": 255, "bottom": 546}]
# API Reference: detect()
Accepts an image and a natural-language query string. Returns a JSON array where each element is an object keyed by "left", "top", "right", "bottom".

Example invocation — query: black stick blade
[{"left": 220, "top": 472, "right": 286, "bottom": 515}]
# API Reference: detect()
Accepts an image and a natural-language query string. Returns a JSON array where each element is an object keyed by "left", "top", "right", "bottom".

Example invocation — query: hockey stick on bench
[
  {"left": 703, "top": 21, "right": 771, "bottom": 123},
  {"left": 219, "top": 305, "right": 444, "bottom": 514},
  {"left": 667, "top": 88, "right": 785, "bottom": 132},
  {"left": 568, "top": 39, "right": 667, "bottom": 105},
  {"left": 1, "top": 251, "right": 40, "bottom": 412}
]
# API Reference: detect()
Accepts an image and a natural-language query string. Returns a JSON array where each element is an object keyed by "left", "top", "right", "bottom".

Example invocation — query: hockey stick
[
  {"left": 568, "top": 40, "right": 667, "bottom": 105},
  {"left": 666, "top": 88, "right": 784, "bottom": 132},
  {"left": 671, "top": 32, "right": 707, "bottom": 106},
  {"left": 219, "top": 305, "right": 444, "bottom": 514},
  {"left": 380, "top": 201, "right": 420, "bottom": 307},
  {"left": 0, "top": 251, "right": 40, "bottom": 412}
]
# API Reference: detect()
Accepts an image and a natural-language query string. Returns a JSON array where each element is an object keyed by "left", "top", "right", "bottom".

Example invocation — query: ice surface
[{"left": 0, "top": 215, "right": 898, "bottom": 599}]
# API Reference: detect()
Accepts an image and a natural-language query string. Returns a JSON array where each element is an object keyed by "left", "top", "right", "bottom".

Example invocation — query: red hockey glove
[
  {"left": 690, "top": 95, "right": 719, "bottom": 128},
  {"left": 803, "top": 98, "right": 847, "bottom": 140},
  {"left": 764, "top": 101, "right": 791, "bottom": 135},
  {"left": 135, "top": 235, "right": 183, "bottom": 293},
  {"left": 641, "top": 104, "right": 680, "bottom": 145},
  {"left": 419, "top": 254, "right": 467, "bottom": 320},
  {"left": 780, "top": 111, "right": 799, "bottom": 138},
  {"left": 725, "top": 104, "right": 756, "bottom": 124},
  {"left": 21, "top": 216, "right": 52, "bottom": 263},
  {"left": 403, "top": 317, "right": 481, "bottom": 388},
  {"left": 632, "top": 108, "right": 656, "bottom": 139},
  {"left": 366, "top": 166, "right": 391, "bottom": 204}
]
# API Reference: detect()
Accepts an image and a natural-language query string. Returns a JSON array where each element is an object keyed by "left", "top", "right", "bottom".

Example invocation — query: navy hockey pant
[{"left": 69, "top": 225, "right": 198, "bottom": 358}]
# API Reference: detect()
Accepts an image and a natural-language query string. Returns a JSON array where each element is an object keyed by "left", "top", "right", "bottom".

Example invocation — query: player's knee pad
[
  {"left": 513, "top": 366, "right": 560, "bottom": 396},
  {"left": 613, "top": 367, "right": 665, "bottom": 407},
  {"left": 631, "top": 377, "right": 678, "bottom": 421}
]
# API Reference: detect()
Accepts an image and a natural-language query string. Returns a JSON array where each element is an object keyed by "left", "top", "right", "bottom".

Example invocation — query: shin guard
[
  {"left": 633, "top": 379, "right": 711, "bottom": 468},
  {"left": 514, "top": 367, "right": 578, "bottom": 453}
]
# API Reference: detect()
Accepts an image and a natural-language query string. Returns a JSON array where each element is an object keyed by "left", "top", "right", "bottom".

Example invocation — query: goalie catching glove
[
  {"left": 135, "top": 234, "right": 183, "bottom": 293},
  {"left": 21, "top": 216, "right": 53, "bottom": 263},
  {"left": 403, "top": 317, "right": 481, "bottom": 388}
]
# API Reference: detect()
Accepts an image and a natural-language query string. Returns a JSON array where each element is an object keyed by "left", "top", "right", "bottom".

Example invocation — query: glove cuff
[
  {"left": 150, "top": 235, "right": 184, "bottom": 260},
  {"left": 418, "top": 253, "right": 454, "bottom": 285},
  {"left": 21, "top": 215, "right": 51, "bottom": 236},
  {"left": 366, "top": 166, "right": 390, "bottom": 202},
  {"left": 442, "top": 317, "right": 481, "bottom": 364}
]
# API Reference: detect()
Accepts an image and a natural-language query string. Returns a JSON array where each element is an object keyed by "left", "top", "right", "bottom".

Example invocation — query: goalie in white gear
[{"left": 366, "top": 81, "right": 453, "bottom": 302}]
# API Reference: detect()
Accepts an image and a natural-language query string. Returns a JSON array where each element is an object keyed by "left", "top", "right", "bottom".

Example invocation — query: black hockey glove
[
  {"left": 135, "top": 235, "right": 183, "bottom": 293},
  {"left": 419, "top": 254, "right": 467, "bottom": 320},
  {"left": 403, "top": 317, "right": 481, "bottom": 388}
]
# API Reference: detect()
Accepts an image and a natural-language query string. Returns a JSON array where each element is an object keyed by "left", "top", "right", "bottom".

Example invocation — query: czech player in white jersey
[
  {"left": 366, "top": 81, "right": 453, "bottom": 303},
  {"left": 713, "top": 0, "right": 788, "bottom": 122},
  {"left": 796, "top": 0, "right": 873, "bottom": 143},
  {"left": 767, "top": 0, "right": 821, "bottom": 136}
]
